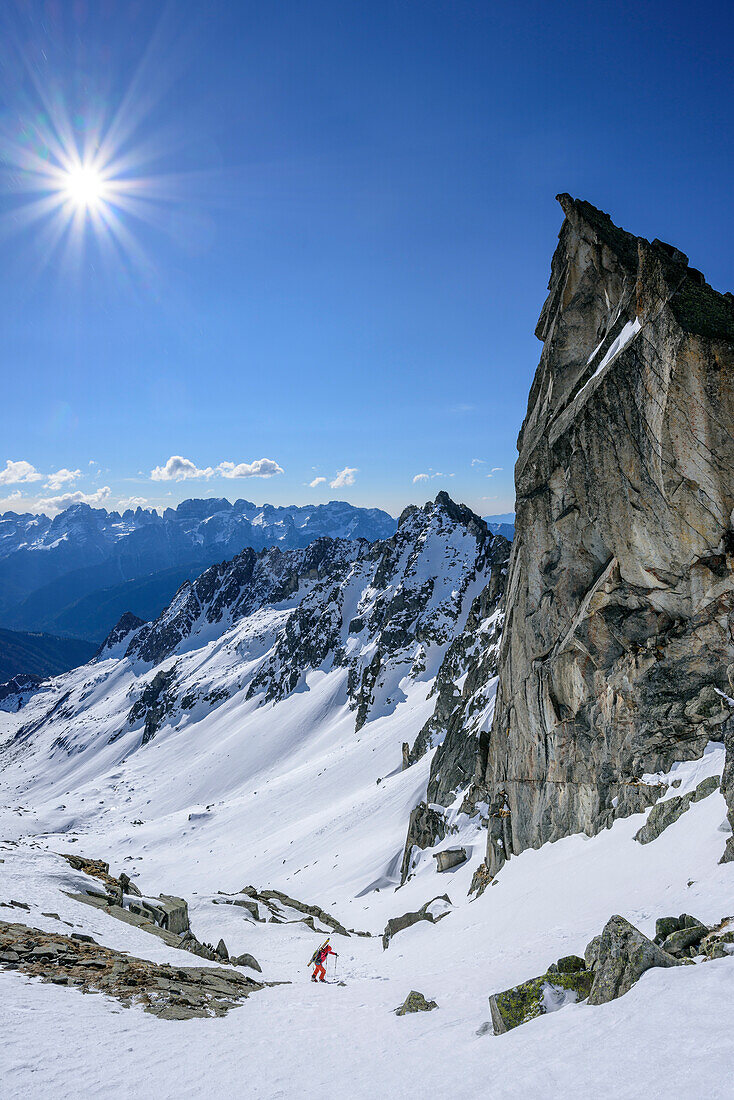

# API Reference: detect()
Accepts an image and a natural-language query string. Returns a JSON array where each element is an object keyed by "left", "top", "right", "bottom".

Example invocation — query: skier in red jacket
[{"left": 311, "top": 941, "right": 338, "bottom": 982}]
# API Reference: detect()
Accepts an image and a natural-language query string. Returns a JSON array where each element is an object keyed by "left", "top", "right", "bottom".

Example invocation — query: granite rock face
[
  {"left": 588, "top": 915, "right": 680, "bottom": 1005},
  {"left": 483, "top": 195, "right": 734, "bottom": 875}
]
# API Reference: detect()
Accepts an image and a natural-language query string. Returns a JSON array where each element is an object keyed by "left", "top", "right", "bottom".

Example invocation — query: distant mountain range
[
  {"left": 483, "top": 514, "right": 515, "bottom": 540},
  {"left": 0, "top": 498, "right": 397, "bottom": 644},
  {"left": 0, "top": 627, "right": 96, "bottom": 683}
]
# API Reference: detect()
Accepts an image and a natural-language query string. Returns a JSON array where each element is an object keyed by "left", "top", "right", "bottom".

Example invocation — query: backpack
[{"left": 308, "top": 939, "right": 330, "bottom": 967}]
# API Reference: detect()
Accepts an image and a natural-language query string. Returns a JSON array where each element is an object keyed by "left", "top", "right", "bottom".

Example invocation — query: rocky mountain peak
[{"left": 482, "top": 198, "right": 734, "bottom": 876}]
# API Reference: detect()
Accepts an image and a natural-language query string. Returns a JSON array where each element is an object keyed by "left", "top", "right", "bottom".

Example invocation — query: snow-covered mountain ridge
[
  {"left": 0, "top": 497, "right": 397, "bottom": 643},
  {"left": 0, "top": 493, "right": 510, "bottom": 854}
]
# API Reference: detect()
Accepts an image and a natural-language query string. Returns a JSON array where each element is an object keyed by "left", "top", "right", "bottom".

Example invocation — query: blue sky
[{"left": 0, "top": 0, "right": 732, "bottom": 519}]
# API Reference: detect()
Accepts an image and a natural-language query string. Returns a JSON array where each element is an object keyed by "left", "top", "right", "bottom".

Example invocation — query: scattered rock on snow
[
  {"left": 0, "top": 919, "right": 265, "bottom": 1019},
  {"left": 395, "top": 991, "right": 438, "bottom": 1015},
  {"left": 587, "top": 915, "right": 681, "bottom": 1006},
  {"left": 382, "top": 894, "right": 452, "bottom": 949},
  {"left": 490, "top": 963, "right": 592, "bottom": 1034},
  {"left": 231, "top": 952, "right": 262, "bottom": 973},
  {"left": 660, "top": 922, "right": 708, "bottom": 957}
]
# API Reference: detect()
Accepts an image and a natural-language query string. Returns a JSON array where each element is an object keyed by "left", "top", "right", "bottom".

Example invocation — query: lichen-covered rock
[
  {"left": 584, "top": 935, "right": 602, "bottom": 970},
  {"left": 481, "top": 196, "right": 734, "bottom": 875},
  {"left": 555, "top": 954, "right": 586, "bottom": 974},
  {"left": 660, "top": 921, "right": 708, "bottom": 957},
  {"left": 588, "top": 915, "right": 681, "bottom": 1006},
  {"left": 490, "top": 968, "right": 592, "bottom": 1034},
  {"left": 654, "top": 916, "right": 683, "bottom": 943},
  {"left": 700, "top": 917, "right": 734, "bottom": 959},
  {"left": 395, "top": 990, "right": 438, "bottom": 1015}
]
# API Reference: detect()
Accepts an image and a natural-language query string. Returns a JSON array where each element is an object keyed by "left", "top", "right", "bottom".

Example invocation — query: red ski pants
[{"left": 313, "top": 963, "right": 326, "bottom": 981}]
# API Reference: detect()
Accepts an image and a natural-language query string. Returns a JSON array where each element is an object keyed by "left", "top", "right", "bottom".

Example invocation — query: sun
[{"left": 62, "top": 164, "right": 108, "bottom": 212}]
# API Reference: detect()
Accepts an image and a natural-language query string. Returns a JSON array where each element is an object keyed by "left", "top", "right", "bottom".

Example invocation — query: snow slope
[{"left": 1, "top": 498, "right": 733, "bottom": 1099}]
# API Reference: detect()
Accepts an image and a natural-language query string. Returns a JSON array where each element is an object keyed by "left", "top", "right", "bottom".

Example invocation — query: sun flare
[{"left": 62, "top": 164, "right": 107, "bottom": 211}]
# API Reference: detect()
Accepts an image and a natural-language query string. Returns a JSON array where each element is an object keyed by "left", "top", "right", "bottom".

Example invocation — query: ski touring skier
[{"left": 309, "top": 938, "right": 338, "bottom": 982}]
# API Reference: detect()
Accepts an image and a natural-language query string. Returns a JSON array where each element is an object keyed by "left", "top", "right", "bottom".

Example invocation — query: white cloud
[
  {"left": 36, "top": 486, "right": 111, "bottom": 516},
  {"left": 88, "top": 459, "right": 96, "bottom": 465},
  {"left": 491, "top": 466, "right": 503, "bottom": 473},
  {"left": 414, "top": 471, "right": 454, "bottom": 483},
  {"left": 218, "top": 458, "right": 284, "bottom": 479},
  {"left": 117, "top": 496, "right": 148, "bottom": 510},
  {"left": 471, "top": 458, "right": 485, "bottom": 466},
  {"left": 0, "top": 459, "right": 43, "bottom": 485},
  {"left": 0, "top": 490, "right": 24, "bottom": 511},
  {"left": 330, "top": 467, "right": 357, "bottom": 489},
  {"left": 45, "top": 467, "right": 81, "bottom": 491},
  {"left": 151, "top": 455, "right": 284, "bottom": 481},
  {"left": 151, "top": 456, "right": 214, "bottom": 481},
  {"left": 309, "top": 476, "right": 327, "bottom": 488}
]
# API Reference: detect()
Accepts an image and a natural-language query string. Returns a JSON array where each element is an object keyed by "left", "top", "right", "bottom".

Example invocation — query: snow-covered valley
[{"left": 2, "top": 489, "right": 734, "bottom": 1098}]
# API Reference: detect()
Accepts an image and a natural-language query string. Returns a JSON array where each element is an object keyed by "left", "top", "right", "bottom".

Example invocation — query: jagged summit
[{"left": 549, "top": 195, "right": 734, "bottom": 341}]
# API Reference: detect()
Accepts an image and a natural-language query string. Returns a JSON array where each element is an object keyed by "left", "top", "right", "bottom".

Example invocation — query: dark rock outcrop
[
  {"left": 481, "top": 196, "right": 734, "bottom": 875},
  {"left": 95, "top": 612, "right": 145, "bottom": 658},
  {"left": 634, "top": 775, "right": 721, "bottom": 844},
  {"left": 0, "top": 919, "right": 264, "bottom": 1019},
  {"left": 587, "top": 915, "right": 681, "bottom": 1005},
  {"left": 399, "top": 803, "right": 448, "bottom": 884},
  {"left": 720, "top": 716, "right": 734, "bottom": 863},
  {"left": 382, "top": 894, "right": 452, "bottom": 949},
  {"left": 127, "top": 667, "right": 178, "bottom": 745}
]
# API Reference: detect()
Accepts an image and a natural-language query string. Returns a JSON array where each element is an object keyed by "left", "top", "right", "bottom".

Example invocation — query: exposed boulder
[
  {"left": 231, "top": 952, "right": 262, "bottom": 973},
  {"left": 660, "top": 925, "right": 707, "bottom": 957},
  {"left": 433, "top": 847, "right": 468, "bottom": 872},
  {"left": 654, "top": 916, "right": 682, "bottom": 943},
  {"left": 382, "top": 894, "right": 452, "bottom": 950},
  {"left": 128, "top": 894, "right": 189, "bottom": 936},
  {"left": 588, "top": 915, "right": 681, "bottom": 1006},
  {"left": 700, "top": 917, "right": 734, "bottom": 960},
  {"left": 395, "top": 991, "right": 438, "bottom": 1016},
  {"left": 490, "top": 965, "right": 592, "bottom": 1034},
  {"left": 554, "top": 954, "right": 586, "bottom": 973},
  {"left": 468, "top": 861, "right": 493, "bottom": 897}
]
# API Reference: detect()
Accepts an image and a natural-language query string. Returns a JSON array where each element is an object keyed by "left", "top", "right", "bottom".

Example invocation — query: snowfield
[
  {"left": 1, "top": 506, "right": 733, "bottom": 1098},
  {"left": 1, "top": 666, "right": 733, "bottom": 1098}
]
